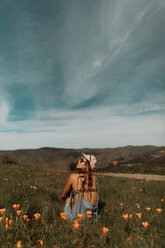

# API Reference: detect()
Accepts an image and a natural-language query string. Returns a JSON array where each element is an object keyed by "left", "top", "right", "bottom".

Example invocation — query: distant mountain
[{"left": 0, "top": 145, "right": 165, "bottom": 174}]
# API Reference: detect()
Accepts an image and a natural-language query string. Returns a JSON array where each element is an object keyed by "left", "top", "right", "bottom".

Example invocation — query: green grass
[{"left": 0, "top": 164, "right": 165, "bottom": 248}]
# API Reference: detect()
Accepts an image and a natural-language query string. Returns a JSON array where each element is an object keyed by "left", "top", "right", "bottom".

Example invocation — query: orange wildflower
[
  {"left": 161, "top": 199, "right": 164, "bottom": 202},
  {"left": 135, "top": 204, "right": 140, "bottom": 208},
  {"left": 120, "top": 202, "right": 123, "bottom": 207},
  {"left": 77, "top": 214, "right": 83, "bottom": 222},
  {"left": 142, "top": 222, "right": 149, "bottom": 229},
  {"left": 113, "top": 161, "right": 117, "bottom": 166},
  {"left": 139, "top": 189, "right": 143, "bottom": 192},
  {"left": 146, "top": 207, "right": 151, "bottom": 212},
  {"left": 73, "top": 222, "right": 80, "bottom": 230},
  {"left": 136, "top": 213, "right": 142, "bottom": 219},
  {"left": 60, "top": 212, "right": 66, "bottom": 221},
  {"left": 9, "top": 219, "right": 13, "bottom": 225},
  {"left": 17, "top": 241, "right": 22, "bottom": 248},
  {"left": 156, "top": 208, "right": 162, "bottom": 213},
  {"left": 101, "top": 227, "right": 109, "bottom": 234},
  {"left": 0, "top": 217, "right": 3, "bottom": 223},
  {"left": 0, "top": 208, "right": 6, "bottom": 215},
  {"left": 18, "top": 184, "right": 21, "bottom": 186},
  {"left": 13, "top": 204, "right": 20, "bottom": 211},
  {"left": 34, "top": 213, "right": 41, "bottom": 220},
  {"left": 37, "top": 240, "right": 44, "bottom": 246},
  {"left": 22, "top": 215, "right": 28, "bottom": 220},
  {"left": 5, "top": 217, "right": 9, "bottom": 223},
  {"left": 86, "top": 210, "right": 92, "bottom": 218},
  {"left": 5, "top": 224, "right": 9, "bottom": 230},
  {"left": 33, "top": 186, "right": 37, "bottom": 190},
  {"left": 129, "top": 214, "right": 132, "bottom": 218},
  {"left": 122, "top": 214, "right": 129, "bottom": 221},
  {"left": 17, "top": 210, "right": 22, "bottom": 216}
]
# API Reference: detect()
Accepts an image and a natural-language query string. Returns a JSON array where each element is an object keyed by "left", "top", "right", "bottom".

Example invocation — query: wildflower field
[{"left": 0, "top": 163, "right": 165, "bottom": 248}]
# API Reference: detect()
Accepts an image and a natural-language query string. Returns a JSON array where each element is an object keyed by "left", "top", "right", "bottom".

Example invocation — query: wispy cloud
[{"left": 0, "top": 0, "right": 165, "bottom": 149}]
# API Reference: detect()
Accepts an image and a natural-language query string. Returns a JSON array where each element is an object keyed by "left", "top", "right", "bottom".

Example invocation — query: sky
[{"left": 0, "top": 0, "right": 165, "bottom": 150}]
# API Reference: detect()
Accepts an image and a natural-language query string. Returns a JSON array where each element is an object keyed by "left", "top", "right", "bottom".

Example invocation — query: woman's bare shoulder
[{"left": 68, "top": 172, "right": 79, "bottom": 181}]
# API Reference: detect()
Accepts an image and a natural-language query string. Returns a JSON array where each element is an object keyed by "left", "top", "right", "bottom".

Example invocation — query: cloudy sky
[{"left": 0, "top": 0, "right": 165, "bottom": 150}]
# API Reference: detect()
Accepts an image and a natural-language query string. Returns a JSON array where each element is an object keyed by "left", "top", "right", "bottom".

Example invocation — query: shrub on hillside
[{"left": 0, "top": 153, "right": 18, "bottom": 165}]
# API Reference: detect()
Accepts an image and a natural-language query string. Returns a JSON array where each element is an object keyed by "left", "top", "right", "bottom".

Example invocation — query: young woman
[{"left": 61, "top": 153, "right": 98, "bottom": 222}]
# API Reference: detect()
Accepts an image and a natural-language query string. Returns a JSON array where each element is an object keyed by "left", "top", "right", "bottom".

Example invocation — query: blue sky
[{"left": 0, "top": 0, "right": 165, "bottom": 149}]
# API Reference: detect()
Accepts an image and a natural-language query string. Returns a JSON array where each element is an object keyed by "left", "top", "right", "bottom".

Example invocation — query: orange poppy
[
  {"left": 60, "top": 212, "right": 66, "bottom": 221},
  {"left": 129, "top": 214, "right": 132, "bottom": 218},
  {"left": 5, "top": 224, "right": 9, "bottom": 230},
  {"left": 139, "top": 189, "right": 143, "bottom": 192},
  {"left": 0, "top": 208, "right": 6, "bottom": 215},
  {"left": 17, "top": 241, "right": 21, "bottom": 248},
  {"left": 146, "top": 207, "right": 151, "bottom": 212},
  {"left": 0, "top": 217, "right": 3, "bottom": 223},
  {"left": 13, "top": 204, "right": 20, "bottom": 211},
  {"left": 5, "top": 217, "right": 9, "bottom": 223},
  {"left": 135, "top": 204, "right": 140, "bottom": 208},
  {"left": 120, "top": 203, "right": 123, "bottom": 207},
  {"left": 73, "top": 222, "right": 80, "bottom": 230},
  {"left": 156, "top": 208, "right": 162, "bottom": 213},
  {"left": 113, "top": 161, "right": 117, "bottom": 166},
  {"left": 101, "top": 227, "right": 109, "bottom": 234},
  {"left": 142, "top": 222, "right": 149, "bottom": 229},
  {"left": 122, "top": 214, "right": 129, "bottom": 221},
  {"left": 9, "top": 219, "right": 13, "bottom": 225},
  {"left": 136, "top": 213, "right": 142, "bottom": 219},
  {"left": 161, "top": 199, "right": 164, "bottom": 202},
  {"left": 33, "top": 186, "right": 37, "bottom": 190},
  {"left": 86, "top": 210, "right": 92, "bottom": 218},
  {"left": 23, "top": 215, "right": 28, "bottom": 220},
  {"left": 34, "top": 213, "right": 41, "bottom": 220},
  {"left": 37, "top": 240, "right": 44, "bottom": 246},
  {"left": 17, "top": 211, "right": 22, "bottom": 216},
  {"left": 77, "top": 214, "right": 83, "bottom": 222}
]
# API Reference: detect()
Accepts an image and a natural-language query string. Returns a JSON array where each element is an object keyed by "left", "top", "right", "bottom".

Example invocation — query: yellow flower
[
  {"left": 101, "top": 227, "right": 109, "bottom": 234},
  {"left": 34, "top": 213, "right": 41, "bottom": 220},
  {"left": 142, "top": 222, "right": 149, "bottom": 229}
]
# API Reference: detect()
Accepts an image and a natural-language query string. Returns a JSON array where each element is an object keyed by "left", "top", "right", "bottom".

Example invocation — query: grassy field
[{"left": 0, "top": 163, "right": 165, "bottom": 248}]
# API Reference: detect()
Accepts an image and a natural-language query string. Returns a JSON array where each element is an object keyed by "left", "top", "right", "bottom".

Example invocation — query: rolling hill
[{"left": 0, "top": 145, "right": 165, "bottom": 174}]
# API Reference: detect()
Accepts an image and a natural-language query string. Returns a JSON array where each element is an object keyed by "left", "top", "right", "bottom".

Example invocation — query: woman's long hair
[{"left": 78, "top": 161, "right": 93, "bottom": 199}]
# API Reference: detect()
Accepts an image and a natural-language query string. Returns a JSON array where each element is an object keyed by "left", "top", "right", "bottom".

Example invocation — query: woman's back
[{"left": 70, "top": 172, "right": 98, "bottom": 207}]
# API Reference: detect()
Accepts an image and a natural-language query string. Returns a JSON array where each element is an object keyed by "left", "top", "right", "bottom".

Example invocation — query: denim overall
[{"left": 64, "top": 174, "right": 98, "bottom": 222}]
